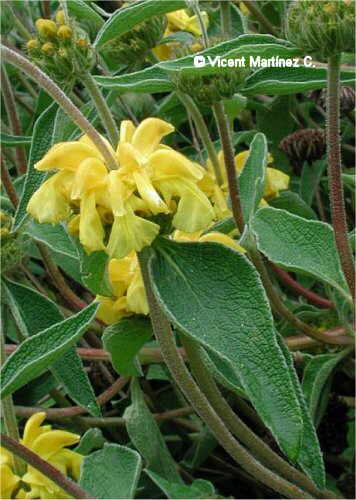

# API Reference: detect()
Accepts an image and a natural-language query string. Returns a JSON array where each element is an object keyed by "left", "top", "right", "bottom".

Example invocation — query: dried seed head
[
  {"left": 310, "top": 86, "right": 356, "bottom": 115},
  {"left": 279, "top": 128, "right": 326, "bottom": 169}
]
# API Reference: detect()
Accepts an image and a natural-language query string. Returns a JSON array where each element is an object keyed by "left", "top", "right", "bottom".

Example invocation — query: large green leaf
[
  {"left": 103, "top": 317, "right": 153, "bottom": 376},
  {"left": 124, "top": 378, "right": 182, "bottom": 484},
  {"left": 76, "top": 247, "right": 111, "bottom": 295},
  {"left": 238, "top": 132, "right": 267, "bottom": 223},
  {"left": 242, "top": 66, "right": 355, "bottom": 96},
  {"left": 79, "top": 443, "right": 142, "bottom": 499},
  {"left": 1, "top": 302, "right": 98, "bottom": 398},
  {"left": 278, "top": 336, "right": 325, "bottom": 489},
  {"left": 2, "top": 279, "right": 101, "bottom": 416},
  {"left": 94, "top": 0, "right": 186, "bottom": 49},
  {"left": 149, "top": 238, "right": 303, "bottom": 461},
  {"left": 146, "top": 471, "right": 215, "bottom": 499},
  {"left": 302, "top": 349, "right": 352, "bottom": 425},
  {"left": 24, "top": 221, "right": 78, "bottom": 260},
  {"left": 269, "top": 191, "right": 317, "bottom": 220},
  {"left": 13, "top": 103, "right": 57, "bottom": 231},
  {"left": 95, "top": 66, "right": 174, "bottom": 95},
  {"left": 251, "top": 207, "right": 350, "bottom": 299}
]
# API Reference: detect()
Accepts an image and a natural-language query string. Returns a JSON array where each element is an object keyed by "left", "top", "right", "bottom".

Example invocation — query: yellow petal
[
  {"left": 50, "top": 449, "right": 83, "bottom": 480},
  {"left": 27, "top": 175, "right": 71, "bottom": 224},
  {"left": 79, "top": 133, "right": 116, "bottom": 159},
  {"left": 96, "top": 295, "right": 128, "bottom": 324},
  {"left": 67, "top": 215, "right": 80, "bottom": 236},
  {"left": 126, "top": 270, "right": 149, "bottom": 315},
  {"left": 108, "top": 171, "right": 130, "bottom": 217},
  {"left": 107, "top": 211, "right": 159, "bottom": 259},
  {"left": 149, "top": 149, "right": 204, "bottom": 181},
  {"left": 31, "top": 430, "right": 80, "bottom": 460},
  {"left": 22, "top": 412, "right": 47, "bottom": 447},
  {"left": 133, "top": 170, "right": 168, "bottom": 214},
  {"left": 173, "top": 230, "right": 203, "bottom": 242},
  {"left": 119, "top": 120, "right": 136, "bottom": 146},
  {"left": 166, "top": 10, "right": 191, "bottom": 30},
  {"left": 264, "top": 168, "right": 289, "bottom": 199},
  {"left": 79, "top": 192, "right": 105, "bottom": 253},
  {"left": 0, "top": 464, "right": 20, "bottom": 499},
  {"left": 131, "top": 118, "right": 174, "bottom": 157},
  {"left": 199, "top": 232, "right": 246, "bottom": 253},
  {"left": 116, "top": 142, "right": 145, "bottom": 172},
  {"left": 71, "top": 157, "right": 108, "bottom": 199},
  {"left": 108, "top": 254, "right": 136, "bottom": 285},
  {"left": 234, "top": 150, "right": 249, "bottom": 173},
  {"left": 185, "top": 11, "right": 209, "bottom": 36},
  {"left": 35, "top": 142, "right": 101, "bottom": 171}
]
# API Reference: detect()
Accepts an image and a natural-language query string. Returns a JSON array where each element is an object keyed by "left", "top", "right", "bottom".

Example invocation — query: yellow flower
[
  {"left": 96, "top": 251, "right": 148, "bottom": 324},
  {"left": 27, "top": 117, "right": 217, "bottom": 259},
  {"left": 153, "top": 9, "right": 209, "bottom": 60},
  {"left": 173, "top": 230, "right": 246, "bottom": 253},
  {"left": 0, "top": 413, "right": 83, "bottom": 500}
]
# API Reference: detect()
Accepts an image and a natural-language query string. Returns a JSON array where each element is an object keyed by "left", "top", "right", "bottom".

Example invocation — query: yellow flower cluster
[
  {"left": 27, "top": 118, "right": 216, "bottom": 259},
  {"left": 0, "top": 413, "right": 82, "bottom": 499},
  {"left": 153, "top": 9, "right": 208, "bottom": 60}
]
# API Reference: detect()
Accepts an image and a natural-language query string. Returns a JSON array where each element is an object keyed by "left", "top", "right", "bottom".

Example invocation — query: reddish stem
[
  {"left": 1, "top": 154, "right": 19, "bottom": 207},
  {"left": 270, "top": 263, "right": 333, "bottom": 309}
]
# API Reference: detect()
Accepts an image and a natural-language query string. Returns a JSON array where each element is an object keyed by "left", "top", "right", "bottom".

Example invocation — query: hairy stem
[
  {"left": 220, "top": 0, "right": 232, "bottom": 36},
  {"left": 1, "top": 45, "right": 118, "bottom": 170},
  {"left": 177, "top": 91, "right": 223, "bottom": 184},
  {"left": 327, "top": 54, "right": 355, "bottom": 300},
  {"left": 81, "top": 72, "right": 119, "bottom": 147},
  {"left": 138, "top": 249, "right": 312, "bottom": 499},
  {"left": 213, "top": 101, "right": 245, "bottom": 232},
  {"left": 1, "top": 434, "right": 94, "bottom": 499},
  {"left": 1, "top": 66, "right": 27, "bottom": 175},
  {"left": 240, "top": 1, "right": 278, "bottom": 37},
  {"left": 180, "top": 334, "right": 324, "bottom": 498},
  {"left": 1, "top": 155, "right": 19, "bottom": 208}
]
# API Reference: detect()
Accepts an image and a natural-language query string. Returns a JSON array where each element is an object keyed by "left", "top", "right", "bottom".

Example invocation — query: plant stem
[
  {"left": 138, "top": 249, "right": 312, "bottom": 500},
  {"left": 0, "top": 155, "right": 19, "bottom": 208},
  {"left": 189, "top": 0, "right": 209, "bottom": 48},
  {"left": 1, "top": 434, "right": 94, "bottom": 499},
  {"left": 177, "top": 91, "right": 223, "bottom": 184},
  {"left": 327, "top": 54, "right": 355, "bottom": 301},
  {"left": 36, "top": 242, "right": 87, "bottom": 311},
  {"left": 1, "top": 45, "right": 118, "bottom": 171},
  {"left": 213, "top": 101, "right": 245, "bottom": 232},
  {"left": 180, "top": 334, "right": 323, "bottom": 498},
  {"left": 220, "top": 0, "right": 232, "bottom": 36},
  {"left": 0, "top": 329, "right": 26, "bottom": 476},
  {"left": 240, "top": 1, "right": 278, "bottom": 37},
  {"left": 1, "top": 66, "right": 27, "bottom": 175},
  {"left": 81, "top": 72, "right": 119, "bottom": 147}
]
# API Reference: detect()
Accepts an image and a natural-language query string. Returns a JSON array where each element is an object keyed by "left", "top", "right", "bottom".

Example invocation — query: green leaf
[
  {"left": 278, "top": 335, "right": 325, "bottom": 489},
  {"left": 1, "top": 302, "right": 98, "bottom": 398},
  {"left": 242, "top": 66, "right": 355, "bottom": 96},
  {"left": 24, "top": 221, "right": 78, "bottom": 259},
  {"left": 251, "top": 207, "right": 350, "bottom": 299},
  {"left": 94, "top": 0, "right": 186, "bottom": 49},
  {"left": 124, "top": 378, "right": 182, "bottom": 483},
  {"left": 13, "top": 103, "right": 57, "bottom": 231},
  {"left": 67, "top": 0, "right": 104, "bottom": 40},
  {"left": 79, "top": 443, "right": 142, "bottom": 499},
  {"left": 149, "top": 238, "right": 303, "bottom": 461},
  {"left": 75, "top": 428, "right": 106, "bottom": 456},
  {"left": 95, "top": 66, "right": 174, "bottom": 95},
  {"left": 146, "top": 470, "right": 215, "bottom": 499},
  {"left": 269, "top": 191, "right": 317, "bottom": 220},
  {"left": 302, "top": 349, "right": 352, "bottom": 425},
  {"left": 239, "top": 132, "right": 267, "bottom": 222},
  {"left": 159, "top": 35, "right": 301, "bottom": 76},
  {"left": 0, "top": 133, "right": 31, "bottom": 146},
  {"left": 3, "top": 279, "right": 101, "bottom": 416},
  {"left": 103, "top": 317, "right": 153, "bottom": 376},
  {"left": 77, "top": 249, "right": 111, "bottom": 296},
  {"left": 299, "top": 160, "right": 326, "bottom": 206}
]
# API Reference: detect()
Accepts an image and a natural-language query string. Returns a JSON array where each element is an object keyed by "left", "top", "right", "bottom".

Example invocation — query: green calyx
[{"left": 286, "top": 0, "right": 355, "bottom": 59}]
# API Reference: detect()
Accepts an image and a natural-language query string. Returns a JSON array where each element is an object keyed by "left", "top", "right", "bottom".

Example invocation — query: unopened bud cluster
[
  {"left": 102, "top": 15, "right": 166, "bottom": 65},
  {"left": 286, "top": 0, "right": 355, "bottom": 59},
  {"left": 1, "top": 211, "right": 27, "bottom": 274},
  {"left": 26, "top": 11, "right": 93, "bottom": 85}
]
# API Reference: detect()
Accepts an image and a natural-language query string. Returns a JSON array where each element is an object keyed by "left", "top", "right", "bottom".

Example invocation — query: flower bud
[
  {"left": 36, "top": 18, "right": 57, "bottom": 38},
  {"left": 41, "top": 42, "right": 55, "bottom": 56},
  {"left": 56, "top": 9, "right": 66, "bottom": 25},
  {"left": 57, "top": 25, "right": 72, "bottom": 41},
  {"left": 26, "top": 39, "right": 40, "bottom": 51},
  {"left": 286, "top": 0, "right": 355, "bottom": 59}
]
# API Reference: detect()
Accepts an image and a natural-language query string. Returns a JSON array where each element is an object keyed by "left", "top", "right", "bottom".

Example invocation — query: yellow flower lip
[{"left": 34, "top": 142, "right": 102, "bottom": 171}]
